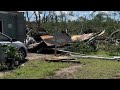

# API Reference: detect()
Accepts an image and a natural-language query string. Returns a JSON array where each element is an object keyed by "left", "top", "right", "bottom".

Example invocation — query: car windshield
[{"left": 0, "top": 34, "right": 10, "bottom": 41}]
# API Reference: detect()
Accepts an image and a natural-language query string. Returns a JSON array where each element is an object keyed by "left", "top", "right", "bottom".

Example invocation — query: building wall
[
  {"left": 0, "top": 13, "right": 17, "bottom": 38},
  {"left": 16, "top": 12, "right": 26, "bottom": 42},
  {"left": 0, "top": 11, "right": 26, "bottom": 42}
]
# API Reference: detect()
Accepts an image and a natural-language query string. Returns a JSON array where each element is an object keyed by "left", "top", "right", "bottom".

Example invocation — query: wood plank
[{"left": 45, "top": 59, "right": 81, "bottom": 63}]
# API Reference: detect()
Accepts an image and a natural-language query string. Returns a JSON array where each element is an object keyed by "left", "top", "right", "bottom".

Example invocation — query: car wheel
[{"left": 19, "top": 48, "right": 26, "bottom": 61}]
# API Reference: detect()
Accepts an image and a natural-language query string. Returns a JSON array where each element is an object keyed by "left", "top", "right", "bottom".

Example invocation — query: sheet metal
[
  {"left": 71, "top": 33, "right": 94, "bottom": 42},
  {"left": 40, "top": 32, "right": 72, "bottom": 47}
]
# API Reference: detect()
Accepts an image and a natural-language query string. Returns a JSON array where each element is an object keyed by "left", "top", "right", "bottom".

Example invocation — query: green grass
[
  {"left": 0, "top": 60, "right": 71, "bottom": 79},
  {"left": 1, "top": 58, "right": 120, "bottom": 79},
  {"left": 74, "top": 59, "right": 120, "bottom": 79},
  {"left": 89, "top": 50, "right": 109, "bottom": 57}
]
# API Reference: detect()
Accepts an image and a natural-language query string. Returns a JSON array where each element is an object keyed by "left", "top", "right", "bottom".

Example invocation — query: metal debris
[
  {"left": 40, "top": 32, "right": 72, "bottom": 47},
  {"left": 71, "top": 33, "right": 94, "bottom": 42}
]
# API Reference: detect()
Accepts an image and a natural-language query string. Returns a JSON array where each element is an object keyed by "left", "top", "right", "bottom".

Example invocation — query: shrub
[
  {"left": 65, "top": 41, "right": 97, "bottom": 54},
  {"left": 5, "top": 45, "right": 22, "bottom": 61},
  {"left": 104, "top": 43, "right": 120, "bottom": 56}
]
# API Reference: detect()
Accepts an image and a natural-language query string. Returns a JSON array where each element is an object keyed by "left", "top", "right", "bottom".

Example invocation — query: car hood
[{"left": 12, "top": 41, "right": 27, "bottom": 49}]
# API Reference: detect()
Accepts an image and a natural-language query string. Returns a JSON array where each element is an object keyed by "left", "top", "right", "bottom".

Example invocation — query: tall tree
[{"left": 33, "top": 11, "right": 43, "bottom": 30}]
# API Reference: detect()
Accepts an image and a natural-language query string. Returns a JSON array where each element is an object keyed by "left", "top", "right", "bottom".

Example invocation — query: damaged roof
[
  {"left": 40, "top": 32, "right": 72, "bottom": 47},
  {"left": 71, "top": 33, "right": 94, "bottom": 42}
]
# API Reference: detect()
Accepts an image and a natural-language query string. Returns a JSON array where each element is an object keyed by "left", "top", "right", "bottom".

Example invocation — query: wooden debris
[
  {"left": 27, "top": 42, "right": 41, "bottom": 49},
  {"left": 45, "top": 56, "right": 80, "bottom": 63},
  {"left": 45, "top": 59, "right": 81, "bottom": 63}
]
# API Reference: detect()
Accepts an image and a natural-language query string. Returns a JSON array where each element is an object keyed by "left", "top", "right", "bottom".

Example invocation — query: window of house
[{"left": 8, "top": 24, "right": 12, "bottom": 29}]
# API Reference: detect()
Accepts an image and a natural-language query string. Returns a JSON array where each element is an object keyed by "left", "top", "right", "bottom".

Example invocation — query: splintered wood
[{"left": 45, "top": 56, "right": 80, "bottom": 63}]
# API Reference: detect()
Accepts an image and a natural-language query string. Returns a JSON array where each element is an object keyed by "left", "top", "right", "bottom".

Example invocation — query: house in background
[{"left": 0, "top": 11, "right": 26, "bottom": 42}]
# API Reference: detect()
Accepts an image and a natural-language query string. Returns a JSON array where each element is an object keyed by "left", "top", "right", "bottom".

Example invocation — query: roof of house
[{"left": 40, "top": 32, "right": 72, "bottom": 47}]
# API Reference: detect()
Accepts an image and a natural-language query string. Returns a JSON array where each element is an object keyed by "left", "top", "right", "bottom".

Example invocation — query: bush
[
  {"left": 5, "top": 45, "right": 22, "bottom": 61},
  {"left": 104, "top": 42, "right": 120, "bottom": 56},
  {"left": 0, "top": 45, "right": 22, "bottom": 70},
  {"left": 65, "top": 41, "right": 97, "bottom": 54}
]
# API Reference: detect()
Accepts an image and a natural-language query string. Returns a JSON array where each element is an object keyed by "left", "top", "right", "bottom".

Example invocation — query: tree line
[{"left": 25, "top": 11, "right": 120, "bottom": 38}]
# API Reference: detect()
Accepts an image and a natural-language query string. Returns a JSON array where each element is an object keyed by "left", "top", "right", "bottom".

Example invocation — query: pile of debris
[
  {"left": 25, "top": 28, "right": 72, "bottom": 53},
  {"left": 25, "top": 28, "right": 106, "bottom": 54}
]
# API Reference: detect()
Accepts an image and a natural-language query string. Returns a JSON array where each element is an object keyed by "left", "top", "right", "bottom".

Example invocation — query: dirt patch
[
  {"left": 26, "top": 53, "right": 54, "bottom": 60},
  {"left": 112, "top": 73, "right": 120, "bottom": 79},
  {"left": 26, "top": 53, "right": 82, "bottom": 79},
  {"left": 0, "top": 73, "right": 4, "bottom": 77},
  {"left": 46, "top": 64, "right": 82, "bottom": 79},
  {"left": 0, "top": 71, "right": 10, "bottom": 77},
  {"left": 26, "top": 53, "right": 74, "bottom": 61}
]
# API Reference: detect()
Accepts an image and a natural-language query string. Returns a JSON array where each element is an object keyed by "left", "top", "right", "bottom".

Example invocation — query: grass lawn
[
  {"left": 73, "top": 59, "right": 120, "bottom": 79},
  {"left": 1, "top": 58, "right": 120, "bottom": 79},
  {"left": 0, "top": 60, "right": 71, "bottom": 79},
  {"left": 89, "top": 50, "right": 113, "bottom": 58}
]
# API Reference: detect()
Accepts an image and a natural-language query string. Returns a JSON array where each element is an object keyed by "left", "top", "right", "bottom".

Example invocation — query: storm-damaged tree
[
  {"left": 33, "top": 11, "right": 43, "bottom": 30},
  {"left": 26, "top": 11, "right": 34, "bottom": 29},
  {"left": 42, "top": 11, "right": 47, "bottom": 23},
  {"left": 58, "top": 11, "right": 74, "bottom": 32}
]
